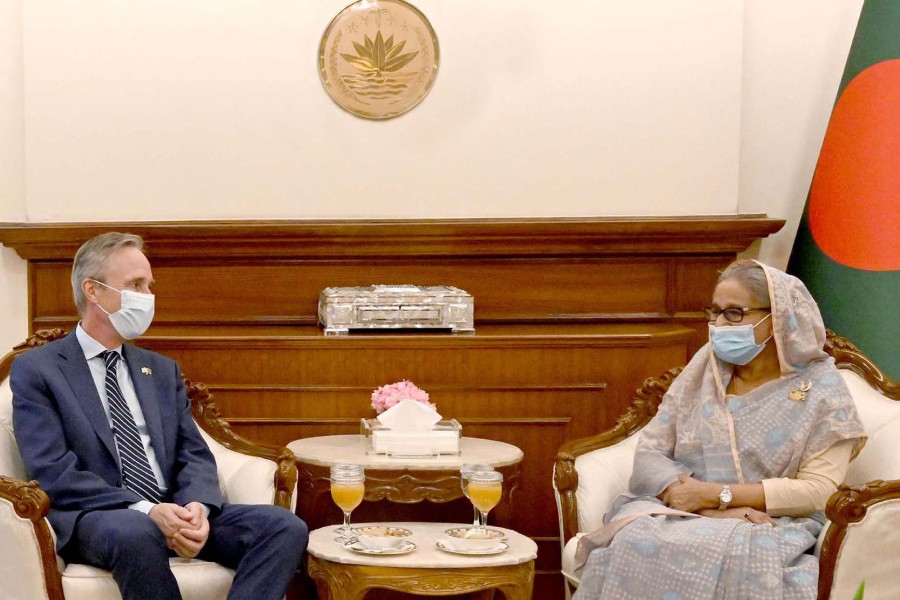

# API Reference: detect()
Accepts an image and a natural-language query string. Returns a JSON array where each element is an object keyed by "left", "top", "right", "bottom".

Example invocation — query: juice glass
[
  {"left": 330, "top": 464, "right": 365, "bottom": 542},
  {"left": 466, "top": 470, "right": 503, "bottom": 535},
  {"left": 460, "top": 463, "right": 493, "bottom": 526}
]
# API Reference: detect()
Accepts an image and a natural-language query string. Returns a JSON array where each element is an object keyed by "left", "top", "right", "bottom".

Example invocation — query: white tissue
[
  {"left": 376, "top": 399, "right": 442, "bottom": 430},
  {"left": 371, "top": 400, "right": 456, "bottom": 456}
]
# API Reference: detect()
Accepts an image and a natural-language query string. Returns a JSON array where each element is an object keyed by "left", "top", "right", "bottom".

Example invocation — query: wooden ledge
[{"left": 0, "top": 216, "right": 784, "bottom": 260}]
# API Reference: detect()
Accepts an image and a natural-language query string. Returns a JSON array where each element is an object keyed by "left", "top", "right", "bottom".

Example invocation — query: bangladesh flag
[{"left": 787, "top": 0, "right": 900, "bottom": 379}]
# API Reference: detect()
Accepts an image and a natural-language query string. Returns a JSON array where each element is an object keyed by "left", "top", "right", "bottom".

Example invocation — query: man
[{"left": 12, "top": 232, "right": 308, "bottom": 600}]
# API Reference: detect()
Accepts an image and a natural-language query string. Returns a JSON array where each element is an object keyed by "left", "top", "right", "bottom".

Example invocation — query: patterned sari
[{"left": 574, "top": 264, "right": 867, "bottom": 600}]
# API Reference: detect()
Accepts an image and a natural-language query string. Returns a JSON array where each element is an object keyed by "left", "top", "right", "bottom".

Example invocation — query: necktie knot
[{"left": 102, "top": 350, "right": 120, "bottom": 371}]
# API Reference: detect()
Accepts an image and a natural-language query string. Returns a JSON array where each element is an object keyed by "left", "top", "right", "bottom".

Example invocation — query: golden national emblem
[{"left": 318, "top": 0, "right": 439, "bottom": 119}]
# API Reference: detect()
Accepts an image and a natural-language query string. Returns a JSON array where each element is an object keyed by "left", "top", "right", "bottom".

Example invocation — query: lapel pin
[
  {"left": 789, "top": 379, "right": 812, "bottom": 401},
  {"left": 141, "top": 367, "right": 152, "bottom": 375}
]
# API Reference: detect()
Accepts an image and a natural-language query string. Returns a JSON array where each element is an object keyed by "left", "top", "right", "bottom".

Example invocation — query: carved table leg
[
  {"left": 309, "top": 554, "right": 534, "bottom": 600},
  {"left": 493, "top": 562, "right": 534, "bottom": 600}
]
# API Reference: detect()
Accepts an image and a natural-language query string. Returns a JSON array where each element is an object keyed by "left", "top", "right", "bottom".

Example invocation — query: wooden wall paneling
[
  {"left": 32, "top": 258, "right": 673, "bottom": 327},
  {"left": 139, "top": 325, "right": 693, "bottom": 543},
  {"left": 0, "top": 217, "right": 784, "bottom": 600}
]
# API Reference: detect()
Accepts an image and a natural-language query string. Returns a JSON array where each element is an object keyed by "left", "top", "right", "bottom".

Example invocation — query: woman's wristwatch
[{"left": 718, "top": 484, "right": 733, "bottom": 510}]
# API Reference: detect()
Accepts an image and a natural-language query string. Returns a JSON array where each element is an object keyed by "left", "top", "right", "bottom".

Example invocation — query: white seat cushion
[
  {"left": 828, "top": 498, "right": 900, "bottom": 600},
  {"left": 573, "top": 435, "right": 638, "bottom": 533},
  {"left": 62, "top": 558, "right": 235, "bottom": 600},
  {"left": 841, "top": 371, "right": 900, "bottom": 485},
  {"left": 0, "top": 378, "right": 28, "bottom": 480}
]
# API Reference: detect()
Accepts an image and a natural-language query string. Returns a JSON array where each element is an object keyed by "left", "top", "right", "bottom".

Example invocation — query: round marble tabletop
[
  {"left": 288, "top": 435, "right": 523, "bottom": 470},
  {"left": 308, "top": 522, "right": 537, "bottom": 568}
]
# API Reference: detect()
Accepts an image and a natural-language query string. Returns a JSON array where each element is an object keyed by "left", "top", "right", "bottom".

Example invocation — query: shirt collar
[{"left": 76, "top": 323, "right": 124, "bottom": 361}]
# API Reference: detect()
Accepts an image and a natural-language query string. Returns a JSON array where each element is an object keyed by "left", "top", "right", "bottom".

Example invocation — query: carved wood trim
[
  {"left": 553, "top": 367, "right": 683, "bottom": 543},
  {"left": 824, "top": 330, "right": 900, "bottom": 399},
  {"left": 187, "top": 381, "right": 298, "bottom": 509},
  {"left": 817, "top": 479, "right": 900, "bottom": 600},
  {"left": 0, "top": 478, "right": 65, "bottom": 600},
  {"left": 0, "top": 328, "right": 68, "bottom": 381},
  {"left": 0, "top": 475, "right": 51, "bottom": 521},
  {"left": 307, "top": 554, "right": 534, "bottom": 600},
  {"left": 0, "top": 216, "right": 784, "bottom": 260}
]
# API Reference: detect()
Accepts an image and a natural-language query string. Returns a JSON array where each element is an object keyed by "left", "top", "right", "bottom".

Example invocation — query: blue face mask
[{"left": 708, "top": 313, "right": 772, "bottom": 365}]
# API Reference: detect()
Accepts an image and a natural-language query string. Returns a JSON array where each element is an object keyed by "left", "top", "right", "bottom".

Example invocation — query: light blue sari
[{"left": 574, "top": 265, "right": 866, "bottom": 600}]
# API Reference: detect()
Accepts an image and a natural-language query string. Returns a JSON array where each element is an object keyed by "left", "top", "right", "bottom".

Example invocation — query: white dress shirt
[{"left": 76, "top": 324, "right": 167, "bottom": 514}]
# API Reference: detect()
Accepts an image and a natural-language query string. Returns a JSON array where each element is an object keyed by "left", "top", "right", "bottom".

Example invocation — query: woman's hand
[
  {"left": 664, "top": 474, "right": 719, "bottom": 513},
  {"left": 698, "top": 507, "right": 776, "bottom": 526}
]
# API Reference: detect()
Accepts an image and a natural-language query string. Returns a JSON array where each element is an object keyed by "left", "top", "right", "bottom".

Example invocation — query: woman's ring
[{"left": 744, "top": 512, "right": 750, "bottom": 518}]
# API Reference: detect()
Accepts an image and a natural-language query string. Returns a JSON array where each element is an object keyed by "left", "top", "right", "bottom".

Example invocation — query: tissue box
[{"left": 361, "top": 418, "right": 462, "bottom": 457}]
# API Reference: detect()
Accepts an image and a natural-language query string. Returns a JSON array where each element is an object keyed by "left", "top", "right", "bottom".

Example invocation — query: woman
[{"left": 574, "top": 260, "right": 867, "bottom": 600}]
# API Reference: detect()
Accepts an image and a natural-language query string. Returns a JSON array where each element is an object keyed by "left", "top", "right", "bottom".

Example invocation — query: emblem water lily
[{"left": 341, "top": 31, "right": 418, "bottom": 76}]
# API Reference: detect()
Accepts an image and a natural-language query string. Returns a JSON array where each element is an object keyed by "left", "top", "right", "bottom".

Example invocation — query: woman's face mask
[
  {"left": 708, "top": 313, "right": 772, "bottom": 365},
  {"left": 92, "top": 280, "right": 155, "bottom": 340}
]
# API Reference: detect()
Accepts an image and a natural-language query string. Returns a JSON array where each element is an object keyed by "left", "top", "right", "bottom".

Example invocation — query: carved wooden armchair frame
[
  {"left": 553, "top": 331, "right": 900, "bottom": 600},
  {"left": 0, "top": 329, "right": 298, "bottom": 600}
]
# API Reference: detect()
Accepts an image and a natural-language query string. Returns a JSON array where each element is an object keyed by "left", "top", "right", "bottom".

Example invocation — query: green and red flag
[{"left": 788, "top": 0, "right": 900, "bottom": 379}]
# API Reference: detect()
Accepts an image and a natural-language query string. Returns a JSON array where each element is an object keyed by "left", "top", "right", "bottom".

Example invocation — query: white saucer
[
  {"left": 435, "top": 540, "right": 509, "bottom": 556},
  {"left": 344, "top": 540, "right": 417, "bottom": 555}
]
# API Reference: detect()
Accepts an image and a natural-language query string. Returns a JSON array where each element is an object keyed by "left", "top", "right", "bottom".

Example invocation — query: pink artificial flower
[{"left": 371, "top": 380, "right": 435, "bottom": 414}]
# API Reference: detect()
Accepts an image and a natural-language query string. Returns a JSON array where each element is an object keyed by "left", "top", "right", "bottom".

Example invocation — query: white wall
[
  {"left": 0, "top": 0, "right": 28, "bottom": 351},
  {"left": 21, "top": 0, "right": 742, "bottom": 220},
  {"left": 1, "top": 0, "right": 25, "bottom": 221},
  {"left": 739, "top": 0, "right": 864, "bottom": 268},
  {"left": 0, "top": 0, "right": 868, "bottom": 352}
]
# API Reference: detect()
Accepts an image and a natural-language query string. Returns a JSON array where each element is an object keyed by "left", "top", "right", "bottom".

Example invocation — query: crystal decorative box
[
  {"left": 361, "top": 418, "right": 462, "bottom": 457},
  {"left": 318, "top": 285, "right": 474, "bottom": 335}
]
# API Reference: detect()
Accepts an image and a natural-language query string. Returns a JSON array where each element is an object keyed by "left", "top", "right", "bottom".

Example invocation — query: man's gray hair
[
  {"left": 718, "top": 260, "right": 771, "bottom": 308},
  {"left": 71, "top": 232, "right": 145, "bottom": 315}
]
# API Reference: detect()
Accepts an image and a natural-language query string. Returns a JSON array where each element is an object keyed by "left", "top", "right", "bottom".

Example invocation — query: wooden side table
[
  {"left": 306, "top": 522, "right": 536, "bottom": 600},
  {"left": 288, "top": 435, "right": 524, "bottom": 531}
]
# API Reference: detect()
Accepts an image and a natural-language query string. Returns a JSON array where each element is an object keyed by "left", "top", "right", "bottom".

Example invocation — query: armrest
[
  {"left": 0, "top": 475, "right": 64, "bottom": 600},
  {"left": 188, "top": 380, "right": 297, "bottom": 510},
  {"left": 818, "top": 478, "right": 900, "bottom": 600}
]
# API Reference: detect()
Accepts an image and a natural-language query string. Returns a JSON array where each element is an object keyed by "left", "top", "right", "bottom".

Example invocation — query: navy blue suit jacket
[{"left": 11, "top": 331, "right": 223, "bottom": 551}]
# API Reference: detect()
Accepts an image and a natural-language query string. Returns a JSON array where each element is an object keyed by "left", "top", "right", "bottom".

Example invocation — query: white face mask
[{"left": 92, "top": 280, "right": 155, "bottom": 340}]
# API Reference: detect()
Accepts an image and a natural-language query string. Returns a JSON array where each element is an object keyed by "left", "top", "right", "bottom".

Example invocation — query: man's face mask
[
  {"left": 708, "top": 313, "right": 772, "bottom": 366},
  {"left": 92, "top": 280, "right": 155, "bottom": 340}
]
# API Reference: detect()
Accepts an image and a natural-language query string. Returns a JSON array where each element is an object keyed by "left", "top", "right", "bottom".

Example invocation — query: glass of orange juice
[
  {"left": 460, "top": 464, "right": 494, "bottom": 526},
  {"left": 330, "top": 464, "right": 365, "bottom": 543},
  {"left": 466, "top": 470, "right": 503, "bottom": 535}
]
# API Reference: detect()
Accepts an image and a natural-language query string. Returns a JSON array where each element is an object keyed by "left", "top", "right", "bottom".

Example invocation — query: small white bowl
[
  {"left": 443, "top": 527, "right": 505, "bottom": 551},
  {"left": 352, "top": 526, "right": 412, "bottom": 551}
]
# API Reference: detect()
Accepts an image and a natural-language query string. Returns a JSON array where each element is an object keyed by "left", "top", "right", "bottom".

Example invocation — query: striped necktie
[{"left": 102, "top": 350, "right": 163, "bottom": 504}]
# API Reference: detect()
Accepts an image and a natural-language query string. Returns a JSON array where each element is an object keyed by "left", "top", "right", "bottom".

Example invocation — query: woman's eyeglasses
[{"left": 703, "top": 306, "right": 770, "bottom": 323}]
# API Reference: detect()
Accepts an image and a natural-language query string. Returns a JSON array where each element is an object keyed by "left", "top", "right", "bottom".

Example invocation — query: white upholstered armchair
[
  {"left": 553, "top": 331, "right": 900, "bottom": 600},
  {"left": 0, "top": 329, "right": 299, "bottom": 600}
]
